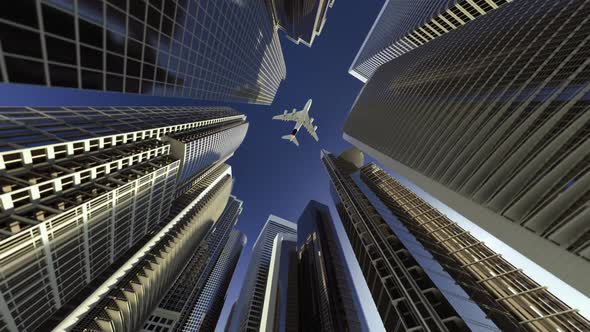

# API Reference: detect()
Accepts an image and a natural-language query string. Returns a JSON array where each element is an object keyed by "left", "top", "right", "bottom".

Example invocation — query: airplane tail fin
[{"left": 281, "top": 135, "right": 299, "bottom": 147}]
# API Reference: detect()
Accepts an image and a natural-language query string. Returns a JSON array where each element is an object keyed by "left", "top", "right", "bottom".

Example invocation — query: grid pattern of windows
[
  {"left": 322, "top": 150, "right": 503, "bottom": 332},
  {"left": 184, "top": 229, "right": 246, "bottom": 332},
  {"left": 0, "top": 106, "right": 247, "bottom": 331},
  {"left": 0, "top": 0, "right": 286, "bottom": 104},
  {"left": 231, "top": 216, "right": 296, "bottom": 332},
  {"left": 0, "top": 106, "right": 242, "bottom": 152},
  {"left": 169, "top": 121, "right": 248, "bottom": 188},
  {"left": 151, "top": 196, "right": 242, "bottom": 331},
  {"left": 0, "top": 157, "right": 179, "bottom": 332},
  {"left": 349, "top": 0, "right": 512, "bottom": 81},
  {"left": 344, "top": 0, "right": 590, "bottom": 292},
  {"left": 361, "top": 163, "right": 590, "bottom": 331},
  {"left": 69, "top": 170, "right": 233, "bottom": 332}
]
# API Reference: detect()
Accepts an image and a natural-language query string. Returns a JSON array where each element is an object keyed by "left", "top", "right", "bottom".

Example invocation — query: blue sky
[{"left": 1, "top": 0, "right": 588, "bottom": 329}]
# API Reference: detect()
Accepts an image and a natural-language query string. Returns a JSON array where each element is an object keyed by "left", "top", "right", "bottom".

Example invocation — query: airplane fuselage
[{"left": 291, "top": 122, "right": 304, "bottom": 136}]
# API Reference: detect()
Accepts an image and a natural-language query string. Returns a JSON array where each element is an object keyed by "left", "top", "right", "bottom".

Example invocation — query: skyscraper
[
  {"left": 56, "top": 163, "right": 235, "bottom": 331},
  {"left": 184, "top": 229, "right": 246, "bottom": 332},
  {"left": 0, "top": 106, "right": 247, "bottom": 331},
  {"left": 297, "top": 200, "right": 361, "bottom": 332},
  {"left": 230, "top": 215, "right": 297, "bottom": 332},
  {"left": 322, "top": 148, "right": 590, "bottom": 331},
  {"left": 267, "top": 0, "right": 336, "bottom": 47},
  {"left": 0, "top": 0, "right": 286, "bottom": 104},
  {"left": 348, "top": 0, "right": 512, "bottom": 82},
  {"left": 259, "top": 232, "right": 298, "bottom": 332},
  {"left": 141, "top": 196, "right": 243, "bottom": 332},
  {"left": 344, "top": 0, "right": 590, "bottom": 296}
]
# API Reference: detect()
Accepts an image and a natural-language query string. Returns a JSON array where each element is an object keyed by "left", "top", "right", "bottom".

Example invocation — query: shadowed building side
[
  {"left": 182, "top": 229, "right": 247, "bottom": 332},
  {"left": 0, "top": 0, "right": 286, "bottom": 104},
  {"left": 297, "top": 200, "right": 362, "bottom": 332},
  {"left": 268, "top": 0, "right": 335, "bottom": 47}
]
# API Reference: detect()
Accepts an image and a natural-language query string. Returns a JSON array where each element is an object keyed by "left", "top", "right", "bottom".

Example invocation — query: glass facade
[
  {"left": 349, "top": 0, "right": 512, "bottom": 81},
  {"left": 297, "top": 200, "right": 362, "bottom": 332},
  {"left": 259, "top": 233, "right": 298, "bottom": 332},
  {"left": 0, "top": 0, "right": 286, "bottom": 104},
  {"left": 344, "top": 0, "right": 590, "bottom": 296},
  {"left": 144, "top": 196, "right": 243, "bottom": 332},
  {"left": 183, "top": 229, "right": 246, "bottom": 332},
  {"left": 0, "top": 106, "right": 241, "bottom": 151},
  {"left": 230, "top": 215, "right": 297, "bottom": 332},
  {"left": 269, "top": 0, "right": 335, "bottom": 47}
]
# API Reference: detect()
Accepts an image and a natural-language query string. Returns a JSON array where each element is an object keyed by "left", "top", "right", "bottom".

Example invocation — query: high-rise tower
[
  {"left": 267, "top": 0, "right": 336, "bottom": 47},
  {"left": 229, "top": 215, "right": 297, "bottom": 332},
  {"left": 259, "top": 232, "right": 298, "bottom": 332},
  {"left": 184, "top": 229, "right": 246, "bottom": 332},
  {"left": 297, "top": 200, "right": 362, "bottom": 332},
  {"left": 349, "top": 0, "right": 513, "bottom": 82},
  {"left": 322, "top": 148, "right": 590, "bottom": 331},
  {"left": 0, "top": 1, "right": 286, "bottom": 104},
  {"left": 0, "top": 106, "right": 247, "bottom": 331},
  {"left": 141, "top": 196, "right": 243, "bottom": 332},
  {"left": 57, "top": 163, "right": 235, "bottom": 331},
  {"left": 344, "top": 0, "right": 590, "bottom": 296}
]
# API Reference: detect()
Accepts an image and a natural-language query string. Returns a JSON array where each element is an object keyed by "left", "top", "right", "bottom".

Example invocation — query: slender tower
[
  {"left": 141, "top": 196, "right": 244, "bottom": 331},
  {"left": 229, "top": 215, "right": 297, "bottom": 332},
  {"left": 344, "top": 0, "right": 590, "bottom": 296},
  {"left": 184, "top": 230, "right": 246, "bottom": 332},
  {"left": 57, "top": 163, "right": 235, "bottom": 331},
  {"left": 322, "top": 148, "right": 590, "bottom": 331},
  {"left": 297, "top": 200, "right": 362, "bottom": 332}
]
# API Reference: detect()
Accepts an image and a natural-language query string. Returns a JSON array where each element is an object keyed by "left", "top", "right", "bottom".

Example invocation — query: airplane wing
[
  {"left": 302, "top": 118, "right": 319, "bottom": 142},
  {"left": 272, "top": 109, "right": 302, "bottom": 122}
]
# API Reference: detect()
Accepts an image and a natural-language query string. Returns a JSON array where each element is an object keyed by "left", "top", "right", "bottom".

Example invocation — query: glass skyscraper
[
  {"left": 344, "top": 0, "right": 590, "bottom": 297},
  {"left": 348, "top": 0, "right": 512, "bottom": 82},
  {"left": 229, "top": 215, "right": 297, "bottom": 332},
  {"left": 268, "top": 0, "right": 335, "bottom": 47},
  {"left": 259, "top": 232, "right": 298, "bottom": 332},
  {"left": 0, "top": 106, "right": 247, "bottom": 331},
  {"left": 322, "top": 148, "right": 590, "bottom": 331},
  {"left": 297, "top": 200, "right": 362, "bottom": 332},
  {"left": 184, "top": 229, "right": 246, "bottom": 332},
  {"left": 141, "top": 196, "right": 243, "bottom": 332},
  {"left": 0, "top": 0, "right": 286, "bottom": 104}
]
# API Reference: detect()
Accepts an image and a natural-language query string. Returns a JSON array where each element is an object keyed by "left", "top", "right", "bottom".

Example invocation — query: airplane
[{"left": 272, "top": 99, "right": 319, "bottom": 147}]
